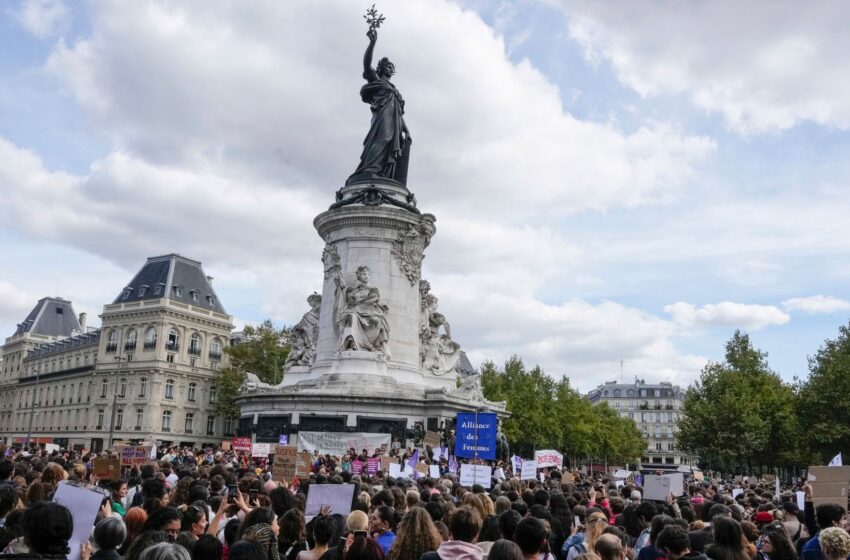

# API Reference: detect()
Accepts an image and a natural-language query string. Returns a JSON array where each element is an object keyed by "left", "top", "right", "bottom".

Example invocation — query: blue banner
[{"left": 455, "top": 412, "right": 497, "bottom": 460}]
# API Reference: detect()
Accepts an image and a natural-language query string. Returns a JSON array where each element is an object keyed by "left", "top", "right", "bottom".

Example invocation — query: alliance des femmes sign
[{"left": 454, "top": 412, "right": 497, "bottom": 460}]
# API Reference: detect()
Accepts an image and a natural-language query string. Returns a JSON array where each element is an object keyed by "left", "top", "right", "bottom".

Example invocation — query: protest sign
[
  {"left": 352, "top": 460, "right": 364, "bottom": 474},
  {"left": 295, "top": 452, "right": 312, "bottom": 477},
  {"left": 424, "top": 430, "right": 441, "bottom": 448},
  {"left": 252, "top": 443, "right": 271, "bottom": 457},
  {"left": 415, "top": 463, "right": 429, "bottom": 477},
  {"left": 380, "top": 456, "right": 394, "bottom": 474},
  {"left": 534, "top": 450, "right": 563, "bottom": 468},
  {"left": 429, "top": 465, "right": 441, "bottom": 478},
  {"left": 643, "top": 473, "right": 684, "bottom": 501},
  {"left": 454, "top": 412, "right": 497, "bottom": 460},
  {"left": 511, "top": 455, "right": 522, "bottom": 474},
  {"left": 232, "top": 437, "right": 252, "bottom": 453},
  {"left": 54, "top": 481, "right": 109, "bottom": 560},
  {"left": 298, "top": 431, "right": 391, "bottom": 456},
  {"left": 367, "top": 457, "right": 380, "bottom": 475},
  {"left": 432, "top": 447, "right": 449, "bottom": 461},
  {"left": 389, "top": 463, "right": 405, "bottom": 478},
  {"left": 460, "top": 463, "right": 492, "bottom": 488},
  {"left": 305, "top": 483, "right": 357, "bottom": 521},
  {"left": 521, "top": 459, "right": 538, "bottom": 481},
  {"left": 613, "top": 469, "right": 631, "bottom": 479},
  {"left": 796, "top": 491, "right": 805, "bottom": 510},
  {"left": 221, "top": 441, "right": 232, "bottom": 451},
  {"left": 272, "top": 446, "right": 297, "bottom": 481},
  {"left": 732, "top": 488, "right": 744, "bottom": 499},
  {"left": 562, "top": 472, "right": 575, "bottom": 483},
  {"left": 120, "top": 445, "right": 152, "bottom": 466},
  {"left": 494, "top": 467, "right": 506, "bottom": 480},
  {"left": 279, "top": 434, "right": 289, "bottom": 446},
  {"left": 693, "top": 471, "right": 705, "bottom": 481},
  {"left": 93, "top": 457, "right": 120, "bottom": 480}
]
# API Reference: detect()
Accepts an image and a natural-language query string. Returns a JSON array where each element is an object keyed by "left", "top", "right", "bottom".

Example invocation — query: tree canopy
[
  {"left": 481, "top": 356, "right": 645, "bottom": 464},
  {"left": 213, "top": 320, "right": 290, "bottom": 418}
]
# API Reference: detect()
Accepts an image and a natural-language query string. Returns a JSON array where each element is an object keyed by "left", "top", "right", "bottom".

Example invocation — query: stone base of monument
[{"left": 235, "top": 177, "right": 507, "bottom": 447}]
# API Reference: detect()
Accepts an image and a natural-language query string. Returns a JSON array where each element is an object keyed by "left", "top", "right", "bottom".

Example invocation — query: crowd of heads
[{"left": 0, "top": 443, "right": 847, "bottom": 560}]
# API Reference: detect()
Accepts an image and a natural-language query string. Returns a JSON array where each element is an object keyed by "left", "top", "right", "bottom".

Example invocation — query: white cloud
[
  {"left": 783, "top": 295, "right": 850, "bottom": 315},
  {"left": 0, "top": 0, "right": 719, "bottom": 387},
  {"left": 0, "top": 281, "right": 36, "bottom": 330},
  {"left": 557, "top": 0, "right": 850, "bottom": 132},
  {"left": 13, "top": 0, "right": 69, "bottom": 38},
  {"left": 664, "top": 301, "right": 790, "bottom": 331}
]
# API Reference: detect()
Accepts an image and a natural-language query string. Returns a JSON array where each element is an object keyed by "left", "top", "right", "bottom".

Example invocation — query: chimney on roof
[
  {"left": 206, "top": 275, "right": 214, "bottom": 285},
  {"left": 79, "top": 312, "right": 87, "bottom": 332}
]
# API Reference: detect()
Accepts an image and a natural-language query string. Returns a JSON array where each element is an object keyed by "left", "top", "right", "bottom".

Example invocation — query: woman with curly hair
[
  {"left": 819, "top": 527, "right": 850, "bottom": 560},
  {"left": 386, "top": 507, "right": 442, "bottom": 560}
]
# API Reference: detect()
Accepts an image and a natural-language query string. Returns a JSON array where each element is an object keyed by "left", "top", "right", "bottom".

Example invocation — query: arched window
[
  {"left": 210, "top": 338, "right": 222, "bottom": 359},
  {"left": 189, "top": 333, "right": 201, "bottom": 356},
  {"left": 144, "top": 327, "right": 157, "bottom": 350},
  {"left": 167, "top": 329, "right": 179, "bottom": 351},
  {"left": 107, "top": 330, "right": 119, "bottom": 352},
  {"left": 614, "top": 389, "right": 621, "bottom": 397},
  {"left": 125, "top": 329, "right": 137, "bottom": 351}
]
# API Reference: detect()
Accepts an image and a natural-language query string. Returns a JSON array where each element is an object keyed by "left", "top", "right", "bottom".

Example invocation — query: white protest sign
[
  {"left": 521, "top": 459, "right": 538, "bottom": 481},
  {"left": 732, "top": 488, "right": 744, "bottom": 499},
  {"left": 539, "top": 472, "right": 545, "bottom": 482},
  {"left": 643, "top": 473, "right": 684, "bottom": 501},
  {"left": 251, "top": 443, "right": 271, "bottom": 457},
  {"left": 494, "top": 467, "right": 506, "bottom": 480},
  {"left": 796, "top": 491, "right": 805, "bottom": 510},
  {"left": 460, "top": 464, "right": 492, "bottom": 488},
  {"left": 615, "top": 480, "right": 625, "bottom": 488},
  {"left": 388, "top": 463, "right": 406, "bottom": 478},
  {"left": 534, "top": 449, "right": 563, "bottom": 468},
  {"left": 613, "top": 469, "right": 631, "bottom": 479},
  {"left": 429, "top": 465, "right": 441, "bottom": 478},
  {"left": 775, "top": 478, "right": 780, "bottom": 497},
  {"left": 304, "top": 483, "right": 357, "bottom": 521},
  {"left": 53, "top": 481, "right": 108, "bottom": 560}
]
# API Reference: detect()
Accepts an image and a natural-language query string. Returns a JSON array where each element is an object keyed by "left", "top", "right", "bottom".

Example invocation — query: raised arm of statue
[{"left": 363, "top": 29, "right": 378, "bottom": 77}]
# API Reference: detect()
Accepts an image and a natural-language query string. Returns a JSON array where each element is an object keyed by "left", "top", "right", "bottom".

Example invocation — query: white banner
[
  {"left": 460, "top": 464, "right": 492, "bottom": 488},
  {"left": 297, "top": 432, "right": 391, "bottom": 457},
  {"left": 535, "top": 449, "right": 563, "bottom": 468},
  {"left": 643, "top": 473, "right": 684, "bottom": 501}
]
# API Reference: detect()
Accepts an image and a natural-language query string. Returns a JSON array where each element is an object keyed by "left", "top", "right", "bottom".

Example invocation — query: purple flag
[{"left": 407, "top": 449, "right": 419, "bottom": 470}]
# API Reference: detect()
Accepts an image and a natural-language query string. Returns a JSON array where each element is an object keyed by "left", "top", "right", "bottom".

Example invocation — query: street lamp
[{"left": 107, "top": 355, "right": 128, "bottom": 450}]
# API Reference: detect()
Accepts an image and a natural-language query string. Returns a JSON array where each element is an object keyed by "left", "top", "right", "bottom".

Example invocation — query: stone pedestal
[{"left": 236, "top": 178, "right": 506, "bottom": 446}]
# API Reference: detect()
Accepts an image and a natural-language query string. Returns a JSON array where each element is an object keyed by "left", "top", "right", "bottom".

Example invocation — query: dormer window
[
  {"left": 190, "top": 290, "right": 199, "bottom": 303},
  {"left": 154, "top": 284, "right": 163, "bottom": 296},
  {"left": 121, "top": 288, "right": 132, "bottom": 300},
  {"left": 173, "top": 286, "right": 183, "bottom": 298},
  {"left": 138, "top": 285, "right": 148, "bottom": 297},
  {"left": 207, "top": 295, "right": 216, "bottom": 306}
]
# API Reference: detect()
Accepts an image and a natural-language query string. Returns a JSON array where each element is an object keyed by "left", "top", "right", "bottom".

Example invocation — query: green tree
[
  {"left": 677, "top": 330, "right": 799, "bottom": 471},
  {"left": 213, "top": 320, "right": 290, "bottom": 418},
  {"left": 481, "top": 356, "right": 646, "bottom": 465},
  {"left": 797, "top": 322, "right": 850, "bottom": 463}
]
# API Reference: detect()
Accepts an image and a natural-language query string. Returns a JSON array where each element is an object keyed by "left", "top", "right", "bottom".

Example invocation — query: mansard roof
[
  {"left": 113, "top": 253, "right": 226, "bottom": 314},
  {"left": 14, "top": 297, "right": 81, "bottom": 337}
]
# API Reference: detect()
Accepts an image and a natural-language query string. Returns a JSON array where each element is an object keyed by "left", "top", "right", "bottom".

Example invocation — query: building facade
[
  {"left": 587, "top": 379, "right": 697, "bottom": 466},
  {"left": 0, "top": 254, "right": 235, "bottom": 451}
]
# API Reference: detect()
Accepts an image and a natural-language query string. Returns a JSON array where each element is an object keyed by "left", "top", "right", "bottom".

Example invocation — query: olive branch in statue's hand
[{"left": 364, "top": 4, "right": 385, "bottom": 32}]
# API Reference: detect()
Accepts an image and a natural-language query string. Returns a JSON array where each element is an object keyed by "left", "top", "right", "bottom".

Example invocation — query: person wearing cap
[
  {"left": 754, "top": 511, "right": 775, "bottom": 530},
  {"left": 781, "top": 502, "right": 803, "bottom": 542}
]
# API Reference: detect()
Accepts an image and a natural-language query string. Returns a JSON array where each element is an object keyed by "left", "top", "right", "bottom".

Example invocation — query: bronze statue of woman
[{"left": 348, "top": 28, "right": 412, "bottom": 186}]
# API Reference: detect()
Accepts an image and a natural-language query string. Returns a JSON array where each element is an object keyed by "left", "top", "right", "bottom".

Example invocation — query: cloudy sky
[{"left": 2, "top": 0, "right": 850, "bottom": 391}]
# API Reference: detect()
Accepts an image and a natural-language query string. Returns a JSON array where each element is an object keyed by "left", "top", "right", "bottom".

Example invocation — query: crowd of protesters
[{"left": 0, "top": 443, "right": 847, "bottom": 560}]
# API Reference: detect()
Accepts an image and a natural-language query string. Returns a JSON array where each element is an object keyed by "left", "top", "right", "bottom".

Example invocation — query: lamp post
[
  {"left": 24, "top": 366, "right": 42, "bottom": 450},
  {"left": 107, "top": 355, "right": 128, "bottom": 450}
]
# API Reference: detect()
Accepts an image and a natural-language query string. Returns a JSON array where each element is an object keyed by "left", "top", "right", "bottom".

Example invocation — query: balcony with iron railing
[
  {"left": 106, "top": 342, "right": 118, "bottom": 352},
  {"left": 209, "top": 351, "right": 222, "bottom": 360},
  {"left": 188, "top": 346, "right": 201, "bottom": 356},
  {"left": 165, "top": 342, "right": 179, "bottom": 352},
  {"left": 125, "top": 342, "right": 136, "bottom": 351},
  {"left": 143, "top": 341, "right": 157, "bottom": 350}
]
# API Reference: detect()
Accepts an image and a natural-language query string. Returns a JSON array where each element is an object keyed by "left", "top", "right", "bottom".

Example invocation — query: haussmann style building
[
  {"left": 0, "top": 254, "right": 234, "bottom": 452},
  {"left": 587, "top": 379, "right": 697, "bottom": 467}
]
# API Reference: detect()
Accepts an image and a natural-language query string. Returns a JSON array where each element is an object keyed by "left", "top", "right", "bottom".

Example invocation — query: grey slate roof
[
  {"left": 113, "top": 254, "right": 226, "bottom": 314},
  {"left": 14, "top": 297, "right": 81, "bottom": 337},
  {"left": 26, "top": 329, "right": 101, "bottom": 360}
]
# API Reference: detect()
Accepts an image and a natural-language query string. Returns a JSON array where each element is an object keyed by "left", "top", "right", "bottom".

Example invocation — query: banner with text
[
  {"left": 297, "top": 432, "right": 391, "bottom": 457},
  {"left": 534, "top": 449, "right": 564, "bottom": 468},
  {"left": 454, "top": 412, "right": 497, "bottom": 460}
]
